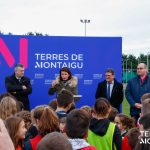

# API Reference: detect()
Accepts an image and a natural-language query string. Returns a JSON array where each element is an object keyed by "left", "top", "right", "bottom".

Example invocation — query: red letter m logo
[{"left": 0, "top": 38, "right": 28, "bottom": 68}]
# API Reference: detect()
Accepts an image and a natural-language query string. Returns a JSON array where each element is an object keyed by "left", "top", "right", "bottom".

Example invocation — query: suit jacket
[
  {"left": 125, "top": 75, "right": 150, "bottom": 116},
  {"left": 95, "top": 79, "right": 123, "bottom": 111},
  {"left": 5, "top": 74, "right": 32, "bottom": 110}
]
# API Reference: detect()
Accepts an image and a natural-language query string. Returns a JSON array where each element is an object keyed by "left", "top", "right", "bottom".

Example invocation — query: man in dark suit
[
  {"left": 95, "top": 68, "right": 123, "bottom": 111},
  {"left": 5, "top": 64, "right": 32, "bottom": 110}
]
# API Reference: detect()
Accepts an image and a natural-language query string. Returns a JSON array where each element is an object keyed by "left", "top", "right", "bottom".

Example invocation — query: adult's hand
[
  {"left": 134, "top": 103, "right": 142, "bottom": 109},
  {"left": 0, "top": 119, "right": 14, "bottom": 150},
  {"left": 52, "top": 80, "right": 58, "bottom": 87},
  {"left": 22, "top": 85, "right": 27, "bottom": 90}
]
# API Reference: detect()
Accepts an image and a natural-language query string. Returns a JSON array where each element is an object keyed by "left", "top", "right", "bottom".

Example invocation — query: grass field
[
  {"left": 122, "top": 84, "right": 130, "bottom": 116},
  {"left": 122, "top": 97, "right": 130, "bottom": 115}
]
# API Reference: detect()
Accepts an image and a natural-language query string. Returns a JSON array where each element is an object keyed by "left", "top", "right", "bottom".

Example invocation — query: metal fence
[{"left": 122, "top": 70, "right": 150, "bottom": 83}]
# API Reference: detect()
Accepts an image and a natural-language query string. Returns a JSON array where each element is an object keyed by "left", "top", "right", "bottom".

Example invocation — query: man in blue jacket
[{"left": 125, "top": 63, "right": 150, "bottom": 122}]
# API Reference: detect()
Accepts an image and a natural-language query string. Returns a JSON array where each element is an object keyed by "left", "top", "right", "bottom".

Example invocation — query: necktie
[
  {"left": 18, "top": 78, "right": 21, "bottom": 83},
  {"left": 107, "top": 83, "right": 111, "bottom": 99}
]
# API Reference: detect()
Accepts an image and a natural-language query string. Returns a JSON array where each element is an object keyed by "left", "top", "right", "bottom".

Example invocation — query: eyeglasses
[{"left": 137, "top": 68, "right": 144, "bottom": 70}]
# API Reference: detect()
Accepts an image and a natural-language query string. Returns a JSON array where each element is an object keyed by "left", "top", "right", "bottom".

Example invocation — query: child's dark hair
[
  {"left": 139, "top": 113, "right": 150, "bottom": 130},
  {"left": 15, "top": 110, "right": 31, "bottom": 130},
  {"left": 48, "top": 99, "right": 57, "bottom": 111},
  {"left": 108, "top": 107, "right": 119, "bottom": 122},
  {"left": 141, "top": 98, "right": 150, "bottom": 115},
  {"left": 66, "top": 109, "right": 90, "bottom": 139},
  {"left": 116, "top": 114, "right": 135, "bottom": 129},
  {"left": 94, "top": 97, "right": 111, "bottom": 117},
  {"left": 127, "top": 128, "right": 140, "bottom": 149},
  {"left": 141, "top": 93, "right": 150, "bottom": 103},
  {"left": 67, "top": 102, "right": 75, "bottom": 113},
  {"left": 57, "top": 90, "right": 73, "bottom": 108},
  {"left": 5, "top": 116, "right": 24, "bottom": 149},
  {"left": 134, "top": 129, "right": 150, "bottom": 150}
]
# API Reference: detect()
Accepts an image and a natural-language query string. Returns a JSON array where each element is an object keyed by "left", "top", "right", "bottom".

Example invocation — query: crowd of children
[{"left": 0, "top": 91, "right": 150, "bottom": 150}]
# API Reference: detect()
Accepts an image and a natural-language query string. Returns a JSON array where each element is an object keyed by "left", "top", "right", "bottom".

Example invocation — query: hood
[
  {"left": 68, "top": 139, "right": 89, "bottom": 150},
  {"left": 56, "top": 76, "right": 78, "bottom": 87},
  {"left": 89, "top": 118, "right": 110, "bottom": 136}
]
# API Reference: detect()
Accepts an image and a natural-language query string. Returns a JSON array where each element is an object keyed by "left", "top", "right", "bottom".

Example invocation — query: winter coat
[{"left": 48, "top": 76, "right": 78, "bottom": 95}]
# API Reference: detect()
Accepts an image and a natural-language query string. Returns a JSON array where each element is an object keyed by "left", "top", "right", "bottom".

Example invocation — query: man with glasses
[
  {"left": 95, "top": 68, "right": 123, "bottom": 111},
  {"left": 125, "top": 63, "right": 150, "bottom": 123}
]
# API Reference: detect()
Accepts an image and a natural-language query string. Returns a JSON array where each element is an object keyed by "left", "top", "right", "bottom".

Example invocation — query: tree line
[
  {"left": 0, "top": 31, "right": 49, "bottom": 36},
  {"left": 122, "top": 54, "right": 150, "bottom": 72}
]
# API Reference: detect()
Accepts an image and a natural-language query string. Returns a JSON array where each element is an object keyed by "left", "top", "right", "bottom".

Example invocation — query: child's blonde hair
[{"left": 0, "top": 96, "right": 18, "bottom": 120}]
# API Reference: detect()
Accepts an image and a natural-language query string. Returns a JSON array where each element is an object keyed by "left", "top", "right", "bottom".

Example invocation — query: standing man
[
  {"left": 5, "top": 64, "right": 32, "bottom": 110},
  {"left": 125, "top": 63, "right": 150, "bottom": 122},
  {"left": 95, "top": 68, "right": 123, "bottom": 111}
]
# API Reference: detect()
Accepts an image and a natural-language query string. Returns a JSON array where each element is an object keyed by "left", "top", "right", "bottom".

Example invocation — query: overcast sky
[{"left": 0, "top": 0, "right": 150, "bottom": 57}]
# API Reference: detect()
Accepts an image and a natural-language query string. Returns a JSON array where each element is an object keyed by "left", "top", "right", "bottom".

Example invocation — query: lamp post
[
  {"left": 123, "top": 60, "right": 124, "bottom": 73},
  {"left": 80, "top": 19, "right": 90, "bottom": 36},
  {"left": 126, "top": 59, "right": 129, "bottom": 83},
  {"left": 131, "top": 61, "right": 133, "bottom": 78},
  {"left": 122, "top": 60, "right": 125, "bottom": 83},
  {"left": 138, "top": 57, "right": 140, "bottom": 64}
]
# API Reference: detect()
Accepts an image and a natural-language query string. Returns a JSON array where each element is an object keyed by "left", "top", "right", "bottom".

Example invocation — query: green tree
[
  {"left": 26, "top": 32, "right": 35, "bottom": 36},
  {"left": 128, "top": 54, "right": 138, "bottom": 71},
  {"left": 0, "top": 30, "right": 4, "bottom": 34}
]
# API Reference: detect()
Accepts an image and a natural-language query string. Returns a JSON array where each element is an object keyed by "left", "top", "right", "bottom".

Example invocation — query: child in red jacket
[{"left": 122, "top": 128, "right": 140, "bottom": 150}]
